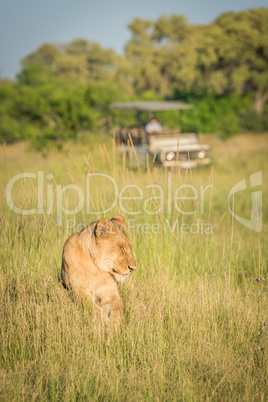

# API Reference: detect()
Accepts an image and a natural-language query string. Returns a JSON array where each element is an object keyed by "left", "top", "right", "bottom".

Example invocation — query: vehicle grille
[{"left": 166, "top": 150, "right": 200, "bottom": 161}]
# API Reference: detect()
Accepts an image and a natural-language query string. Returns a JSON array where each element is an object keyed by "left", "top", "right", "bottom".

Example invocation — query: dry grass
[{"left": 0, "top": 133, "right": 268, "bottom": 400}]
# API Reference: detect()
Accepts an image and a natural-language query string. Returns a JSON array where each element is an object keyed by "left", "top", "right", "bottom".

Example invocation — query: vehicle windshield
[{"left": 110, "top": 101, "right": 198, "bottom": 135}]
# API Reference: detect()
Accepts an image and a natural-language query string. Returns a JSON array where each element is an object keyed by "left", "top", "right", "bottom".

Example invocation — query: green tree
[
  {"left": 3, "top": 7, "right": 267, "bottom": 146},
  {"left": 0, "top": 65, "right": 122, "bottom": 148},
  {"left": 21, "top": 43, "right": 60, "bottom": 68},
  {"left": 125, "top": 18, "right": 163, "bottom": 95},
  {"left": 125, "top": 9, "right": 268, "bottom": 114},
  {"left": 195, "top": 8, "right": 268, "bottom": 113},
  {"left": 21, "top": 39, "right": 133, "bottom": 95},
  {"left": 125, "top": 15, "right": 200, "bottom": 97}
]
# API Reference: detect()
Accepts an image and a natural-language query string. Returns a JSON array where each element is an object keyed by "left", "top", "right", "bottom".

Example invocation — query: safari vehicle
[{"left": 109, "top": 101, "right": 212, "bottom": 168}]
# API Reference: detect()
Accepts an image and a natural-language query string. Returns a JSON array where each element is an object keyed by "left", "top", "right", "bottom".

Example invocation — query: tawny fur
[{"left": 61, "top": 215, "right": 136, "bottom": 330}]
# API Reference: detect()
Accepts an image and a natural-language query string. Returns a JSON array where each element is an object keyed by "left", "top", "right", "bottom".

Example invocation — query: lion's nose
[{"left": 128, "top": 266, "right": 136, "bottom": 272}]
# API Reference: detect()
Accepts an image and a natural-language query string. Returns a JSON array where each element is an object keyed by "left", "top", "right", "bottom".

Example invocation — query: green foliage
[
  {"left": 196, "top": 8, "right": 268, "bottom": 114},
  {"left": 125, "top": 8, "right": 268, "bottom": 113},
  {"left": 1, "top": 7, "right": 268, "bottom": 149},
  {"left": 240, "top": 109, "right": 268, "bottom": 133},
  {"left": 171, "top": 92, "right": 252, "bottom": 135},
  {"left": 0, "top": 65, "right": 121, "bottom": 149},
  {"left": 21, "top": 39, "right": 134, "bottom": 95}
]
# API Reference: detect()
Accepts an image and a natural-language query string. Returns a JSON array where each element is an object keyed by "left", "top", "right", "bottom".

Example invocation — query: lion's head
[{"left": 90, "top": 215, "right": 136, "bottom": 282}]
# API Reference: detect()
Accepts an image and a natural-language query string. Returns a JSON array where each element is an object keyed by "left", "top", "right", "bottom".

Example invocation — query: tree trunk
[{"left": 253, "top": 88, "right": 268, "bottom": 114}]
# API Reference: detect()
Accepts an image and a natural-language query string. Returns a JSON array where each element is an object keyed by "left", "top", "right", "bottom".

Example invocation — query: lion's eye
[{"left": 120, "top": 247, "right": 126, "bottom": 253}]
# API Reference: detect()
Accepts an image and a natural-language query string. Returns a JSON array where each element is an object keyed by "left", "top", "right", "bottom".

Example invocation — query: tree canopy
[
  {"left": 124, "top": 8, "right": 268, "bottom": 113},
  {"left": 0, "top": 7, "right": 268, "bottom": 148}
]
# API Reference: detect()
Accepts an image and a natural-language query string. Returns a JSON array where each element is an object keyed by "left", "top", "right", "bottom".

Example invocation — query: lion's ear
[
  {"left": 111, "top": 215, "right": 126, "bottom": 231},
  {"left": 93, "top": 219, "right": 113, "bottom": 239}
]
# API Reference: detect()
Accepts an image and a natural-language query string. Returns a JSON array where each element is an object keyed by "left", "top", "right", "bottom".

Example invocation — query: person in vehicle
[{"left": 145, "top": 117, "right": 163, "bottom": 135}]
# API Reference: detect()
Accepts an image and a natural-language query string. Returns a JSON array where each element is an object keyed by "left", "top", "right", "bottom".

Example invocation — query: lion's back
[{"left": 61, "top": 232, "right": 96, "bottom": 295}]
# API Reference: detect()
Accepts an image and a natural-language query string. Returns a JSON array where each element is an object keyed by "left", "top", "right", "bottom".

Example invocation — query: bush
[
  {"left": 173, "top": 93, "right": 253, "bottom": 135},
  {"left": 0, "top": 66, "right": 121, "bottom": 150},
  {"left": 240, "top": 110, "right": 268, "bottom": 133}
]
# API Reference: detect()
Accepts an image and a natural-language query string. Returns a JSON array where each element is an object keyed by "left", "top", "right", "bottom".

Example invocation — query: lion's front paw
[{"left": 109, "top": 301, "right": 124, "bottom": 331}]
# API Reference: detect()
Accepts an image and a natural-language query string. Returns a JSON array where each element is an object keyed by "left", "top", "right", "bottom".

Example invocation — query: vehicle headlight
[
  {"left": 198, "top": 150, "right": 206, "bottom": 159},
  {"left": 166, "top": 151, "right": 175, "bottom": 161}
]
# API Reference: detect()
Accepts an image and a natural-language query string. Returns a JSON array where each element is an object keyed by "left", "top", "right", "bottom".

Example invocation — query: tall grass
[{"left": 0, "top": 134, "right": 268, "bottom": 400}]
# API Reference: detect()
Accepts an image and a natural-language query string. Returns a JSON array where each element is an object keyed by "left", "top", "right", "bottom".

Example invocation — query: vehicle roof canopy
[{"left": 109, "top": 101, "right": 194, "bottom": 112}]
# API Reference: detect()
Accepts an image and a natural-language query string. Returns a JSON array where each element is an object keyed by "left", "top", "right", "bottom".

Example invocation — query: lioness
[{"left": 61, "top": 215, "right": 136, "bottom": 329}]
